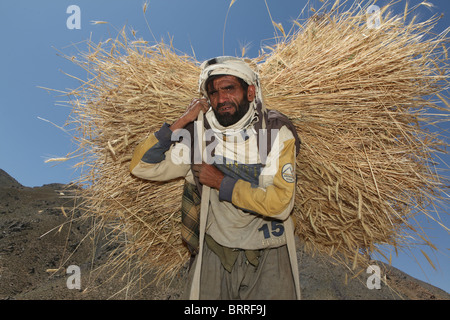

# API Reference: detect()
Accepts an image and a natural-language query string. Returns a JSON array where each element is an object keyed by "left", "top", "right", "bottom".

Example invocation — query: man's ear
[{"left": 247, "top": 85, "right": 256, "bottom": 102}]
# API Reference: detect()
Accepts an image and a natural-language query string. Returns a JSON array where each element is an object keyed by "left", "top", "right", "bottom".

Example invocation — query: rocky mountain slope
[{"left": 0, "top": 169, "right": 448, "bottom": 300}]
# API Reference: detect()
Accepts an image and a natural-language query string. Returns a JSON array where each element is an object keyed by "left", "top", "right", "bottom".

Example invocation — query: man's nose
[{"left": 217, "top": 90, "right": 229, "bottom": 104}]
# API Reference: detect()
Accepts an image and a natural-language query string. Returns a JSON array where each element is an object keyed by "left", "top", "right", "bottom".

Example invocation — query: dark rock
[{"left": 0, "top": 169, "right": 22, "bottom": 188}]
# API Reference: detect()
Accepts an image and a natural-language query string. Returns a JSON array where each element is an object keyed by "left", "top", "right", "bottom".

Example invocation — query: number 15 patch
[{"left": 258, "top": 220, "right": 285, "bottom": 239}]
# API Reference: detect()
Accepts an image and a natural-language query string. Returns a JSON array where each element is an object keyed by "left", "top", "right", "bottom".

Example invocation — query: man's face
[{"left": 206, "top": 75, "right": 255, "bottom": 127}]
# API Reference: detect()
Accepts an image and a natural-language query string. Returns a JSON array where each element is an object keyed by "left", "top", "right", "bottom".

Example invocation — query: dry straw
[{"left": 50, "top": 0, "right": 449, "bottom": 289}]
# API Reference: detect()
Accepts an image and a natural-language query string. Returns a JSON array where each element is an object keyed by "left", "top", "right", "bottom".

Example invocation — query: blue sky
[{"left": 1, "top": 0, "right": 449, "bottom": 295}]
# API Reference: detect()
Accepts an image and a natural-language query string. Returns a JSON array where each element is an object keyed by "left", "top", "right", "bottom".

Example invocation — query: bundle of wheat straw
[
  {"left": 54, "top": 0, "right": 449, "bottom": 285},
  {"left": 59, "top": 37, "right": 201, "bottom": 283},
  {"left": 259, "top": 0, "right": 450, "bottom": 267}
]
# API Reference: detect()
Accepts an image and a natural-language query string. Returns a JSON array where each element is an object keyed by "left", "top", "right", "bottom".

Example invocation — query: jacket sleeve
[
  {"left": 130, "top": 123, "right": 190, "bottom": 181},
  {"left": 218, "top": 126, "right": 297, "bottom": 220}
]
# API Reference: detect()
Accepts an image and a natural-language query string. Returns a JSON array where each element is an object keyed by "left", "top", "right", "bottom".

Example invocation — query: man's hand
[
  {"left": 170, "top": 98, "right": 209, "bottom": 131},
  {"left": 192, "top": 163, "right": 224, "bottom": 190}
]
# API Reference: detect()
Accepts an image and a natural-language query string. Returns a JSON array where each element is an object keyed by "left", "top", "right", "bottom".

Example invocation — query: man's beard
[{"left": 213, "top": 98, "right": 250, "bottom": 127}]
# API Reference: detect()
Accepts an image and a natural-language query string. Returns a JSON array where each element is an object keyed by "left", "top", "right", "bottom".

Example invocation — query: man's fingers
[{"left": 191, "top": 98, "right": 209, "bottom": 112}]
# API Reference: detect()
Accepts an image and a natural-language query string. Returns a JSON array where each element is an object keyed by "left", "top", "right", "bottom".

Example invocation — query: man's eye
[{"left": 209, "top": 90, "right": 218, "bottom": 96}]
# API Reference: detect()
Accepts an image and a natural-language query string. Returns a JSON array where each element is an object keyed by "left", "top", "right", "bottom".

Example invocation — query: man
[{"left": 130, "top": 56, "right": 301, "bottom": 299}]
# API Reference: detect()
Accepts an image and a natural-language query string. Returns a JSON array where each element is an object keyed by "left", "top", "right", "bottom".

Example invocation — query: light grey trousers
[{"left": 182, "top": 242, "right": 297, "bottom": 300}]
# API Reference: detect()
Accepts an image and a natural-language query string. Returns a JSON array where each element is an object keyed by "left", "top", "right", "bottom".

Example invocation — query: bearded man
[{"left": 130, "top": 56, "right": 301, "bottom": 300}]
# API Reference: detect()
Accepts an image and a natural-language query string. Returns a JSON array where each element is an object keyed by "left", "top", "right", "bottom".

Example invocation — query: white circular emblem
[{"left": 281, "top": 163, "right": 295, "bottom": 183}]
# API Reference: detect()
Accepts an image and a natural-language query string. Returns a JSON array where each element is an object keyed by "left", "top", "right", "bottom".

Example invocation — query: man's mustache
[{"left": 217, "top": 102, "right": 237, "bottom": 110}]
